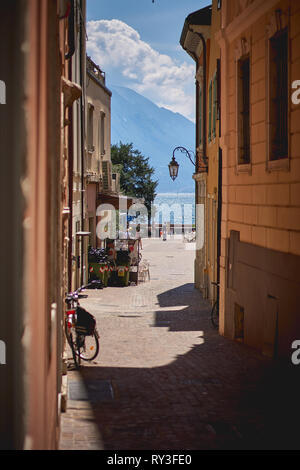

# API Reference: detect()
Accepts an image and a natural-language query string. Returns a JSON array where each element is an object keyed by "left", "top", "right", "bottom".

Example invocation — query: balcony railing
[{"left": 86, "top": 55, "right": 105, "bottom": 84}]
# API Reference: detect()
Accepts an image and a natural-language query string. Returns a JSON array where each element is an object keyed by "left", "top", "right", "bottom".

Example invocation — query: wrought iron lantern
[
  {"left": 168, "top": 155, "right": 179, "bottom": 181},
  {"left": 168, "top": 146, "right": 195, "bottom": 181}
]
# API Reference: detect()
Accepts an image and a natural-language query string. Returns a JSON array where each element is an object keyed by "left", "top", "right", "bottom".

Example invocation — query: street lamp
[
  {"left": 168, "top": 155, "right": 179, "bottom": 181},
  {"left": 168, "top": 146, "right": 195, "bottom": 181}
]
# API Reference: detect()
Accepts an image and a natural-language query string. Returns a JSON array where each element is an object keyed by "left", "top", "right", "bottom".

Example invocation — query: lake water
[{"left": 152, "top": 193, "right": 195, "bottom": 226}]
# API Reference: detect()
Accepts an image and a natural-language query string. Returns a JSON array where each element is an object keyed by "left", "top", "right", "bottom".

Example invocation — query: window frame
[
  {"left": 208, "top": 80, "right": 212, "bottom": 143},
  {"left": 212, "top": 72, "right": 217, "bottom": 140},
  {"left": 234, "top": 36, "right": 252, "bottom": 174},
  {"left": 198, "top": 85, "right": 203, "bottom": 147},
  {"left": 87, "top": 103, "right": 94, "bottom": 153},
  {"left": 99, "top": 111, "right": 106, "bottom": 156},
  {"left": 265, "top": 9, "right": 290, "bottom": 172},
  {"left": 237, "top": 54, "right": 251, "bottom": 166},
  {"left": 207, "top": 194, "right": 212, "bottom": 266}
]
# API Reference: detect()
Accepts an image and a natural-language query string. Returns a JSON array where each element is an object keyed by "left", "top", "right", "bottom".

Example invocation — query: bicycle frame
[
  {"left": 65, "top": 281, "right": 101, "bottom": 368},
  {"left": 211, "top": 281, "right": 220, "bottom": 329},
  {"left": 66, "top": 309, "right": 76, "bottom": 330}
]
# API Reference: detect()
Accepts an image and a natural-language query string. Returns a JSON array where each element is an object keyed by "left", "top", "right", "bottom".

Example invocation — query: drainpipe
[
  {"left": 60, "top": 0, "right": 75, "bottom": 293},
  {"left": 79, "top": 0, "right": 85, "bottom": 286},
  {"left": 65, "top": 0, "right": 75, "bottom": 60},
  {"left": 68, "top": 60, "right": 74, "bottom": 293},
  {"left": 217, "top": 148, "right": 222, "bottom": 290},
  {"left": 60, "top": 0, "right": 76, "bottom": 293},
  {"left": 66, "top": 0, "right": 76, "bottom": 290},
  {"left": 216, "top": 60, "right": 222, "bottom": 294}
]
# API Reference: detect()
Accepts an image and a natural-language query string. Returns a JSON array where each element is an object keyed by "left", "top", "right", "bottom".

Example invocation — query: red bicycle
[{"left": 65, "top": 282, "right": 100, "bottom": 368}]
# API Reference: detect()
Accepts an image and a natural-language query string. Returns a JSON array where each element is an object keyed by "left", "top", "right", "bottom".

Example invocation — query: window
[
  {"left": 207, "top": 196, "right": 212, "bottom": 266},
  {"left": 237, "top": 55, "right": 250, "bottom": 164},
  {"left": 208, "top": 74, "right": 217, "bottom": 142},
  {"left": 212, "top": 199, "right": 217, "bottom": 270},
  {"left": 217, "top": 59, "right": 221, "bottom": 134},
  {"left": 99, "top": 111, "right": 105, "bottom": 155},
  {"left": 212, "top": 73, "right": 217, "bottom": 139},
  {"left": 88, "top": 104, "right": 94, "bottom": 151},
  {"left": 208, "top": 81, "right": 212, "bottom": 142},
  {"left": 269, "top": 28, "right": 288, "bottom": 160},
  {"left": 89, "top": 217, "right": 94, "bottom": 246},
  {"left": 198, "top": 86, "right": 202, "bottom": 147}
]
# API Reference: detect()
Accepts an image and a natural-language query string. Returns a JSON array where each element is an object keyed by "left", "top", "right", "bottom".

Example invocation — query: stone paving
[{"left": 59, "top": 237, "right": 300, "bottom": 450}]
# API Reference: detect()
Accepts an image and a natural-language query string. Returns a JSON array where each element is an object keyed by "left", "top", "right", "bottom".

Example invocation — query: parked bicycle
[
  {"left": 65, "top": 281, "right": 101, "bottom": 369},
  {"left": 211, "top": 281, "right": 219, "bottom": 329}
]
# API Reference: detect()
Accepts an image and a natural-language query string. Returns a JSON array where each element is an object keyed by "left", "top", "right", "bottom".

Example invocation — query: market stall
[
  {"left": 88, "top": 238, "right": 141, "bottom": 287},
  {"left": 88, "top": 247, "right": 112, "bottom": 287},
  {"left": 113, "top": 238, "right": 141, "bottom": 286}
]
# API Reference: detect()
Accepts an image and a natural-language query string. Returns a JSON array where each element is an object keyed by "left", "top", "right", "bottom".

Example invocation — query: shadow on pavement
[
  {"left": 67, "top": 282, "right": 300, "bottom": 450},
  {"left": 75, "top": 349, "right": 300, "bottom": 450},
  {"left": 154, "top": 282, "right": 211, "bottom": 332}
]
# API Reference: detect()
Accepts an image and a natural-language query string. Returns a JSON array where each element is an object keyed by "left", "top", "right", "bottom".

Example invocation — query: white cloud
[{"left": 87, "top": 19, "right": 195, "bottom": 121}]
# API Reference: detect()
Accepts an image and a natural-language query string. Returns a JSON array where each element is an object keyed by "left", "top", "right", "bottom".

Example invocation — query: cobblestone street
[{"left": 60, "top": 238, "right": 300, "bottom": 451}]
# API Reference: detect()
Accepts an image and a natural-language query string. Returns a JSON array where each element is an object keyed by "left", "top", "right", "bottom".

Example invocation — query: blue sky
[{"left": 86, "top": 0, "right": 211, "bottom": 121}]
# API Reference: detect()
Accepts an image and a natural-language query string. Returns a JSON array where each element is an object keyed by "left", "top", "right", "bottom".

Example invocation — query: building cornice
[
  {"left": 193, "top": 172, "right": 207, "bottom": 182},
  {"left": 222, "top": 0, "right": 281, "bottom": 43},
  {"left": 87, "top": 70, "right": 112, "bottom": 97}
]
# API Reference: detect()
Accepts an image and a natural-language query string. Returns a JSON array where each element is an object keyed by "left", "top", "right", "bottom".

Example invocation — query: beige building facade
[
  {"left": 182, "top": 0, "right": 300, "bottom": 359},
  {"left": 217, "top": 0, "right": 300, "bottom": 357},
  {"left": 0, "top": 0, "right": 83, "bottom": 449},
  {"left": 70, "top": 1, "right": 88, "bottom": 291},
  {"left": 71, "top": 51, "right": 117, "bottom": 290},
  {"left": 86, "top": 56, "right": 114, "bottom": 250}
]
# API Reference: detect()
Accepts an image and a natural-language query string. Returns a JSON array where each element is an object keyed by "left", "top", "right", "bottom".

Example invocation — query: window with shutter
[
  {"left": 99, "top": 111, "right": 105, "bottom": 156},
  {"left": 198, "top": 87, "right": 202, "bottom": 147},
  {"left": 212, "top": 73, "right": 217, "bottom": 139},
  {"left": 237, "top": 55, "right": 250, "bottom": 164},
  {"left": 88, "top": 104, "right": 94, "bottom": 152},
  {"left": 269, "top": 28, "right": 288, "bottom": 161},
  {"left": 208, "top": 81, "right": 212, "bottom": 143}
]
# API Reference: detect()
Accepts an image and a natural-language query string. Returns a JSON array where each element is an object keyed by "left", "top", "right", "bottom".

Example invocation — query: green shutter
[
  {"left": 199, "top": 87, "right": 202, "bottom": 146},
  {"left": 213, "top": 73, "right": 217, "bottom": 139},
  {"left": 208, "top": 81, "right": 212, "bottom": 142}
]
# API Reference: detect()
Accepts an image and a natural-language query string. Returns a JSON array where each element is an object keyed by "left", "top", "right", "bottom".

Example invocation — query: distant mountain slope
[{"left": 110, "top": 86, "right": 195, "bottom": 193}]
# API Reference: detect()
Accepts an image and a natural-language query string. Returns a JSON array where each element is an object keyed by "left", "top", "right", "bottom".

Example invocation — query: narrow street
[
  {"left": 60, "top": 238, "right": 299, "bottom": 451},
  {"left": 3, "top": 0, "right": 300, "bottom": 452}
]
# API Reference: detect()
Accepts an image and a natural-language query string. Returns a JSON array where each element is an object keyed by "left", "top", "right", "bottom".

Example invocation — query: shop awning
[{"left": 97, "top": 193, "right": 136, "bottom": 210}]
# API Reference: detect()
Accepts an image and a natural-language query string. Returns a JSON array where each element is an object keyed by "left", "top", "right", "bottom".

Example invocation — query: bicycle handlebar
[{"left": 65, "top": 280, "right": 102, "bottom": 302}]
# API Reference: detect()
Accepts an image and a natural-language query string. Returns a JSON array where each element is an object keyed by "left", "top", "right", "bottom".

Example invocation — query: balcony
[{"left": 86, "top": 55, "right": 106, "bottom": 86}]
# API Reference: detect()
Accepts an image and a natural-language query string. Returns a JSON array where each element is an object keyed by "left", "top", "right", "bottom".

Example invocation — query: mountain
[{"left": 110, "top": 85, "right": 195, "bottom": 193}]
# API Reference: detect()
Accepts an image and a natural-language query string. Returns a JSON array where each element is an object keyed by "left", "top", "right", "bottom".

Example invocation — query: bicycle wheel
[
  {"left": 65, "top": 319, "right": 81, "bottom": 368},
  {"left": 211, "top": 300, "right": 219, "bottom": 328},
  {"left": 78, "top": 329, "right": 99, "bottom": 361},
  {"left": 69, "top": 331, "right": 81, "bottom": 368}
]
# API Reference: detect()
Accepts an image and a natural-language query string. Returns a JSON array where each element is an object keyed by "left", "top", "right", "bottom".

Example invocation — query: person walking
[
  {"left": 162, "top": 222, "right": 167, "bottom": 241},
  {"left": 136, "top": 223, "right": 142, "bottom": 250}
]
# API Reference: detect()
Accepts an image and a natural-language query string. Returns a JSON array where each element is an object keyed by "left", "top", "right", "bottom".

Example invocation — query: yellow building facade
[
  {"left": 182, "top": 0, "right": 300, "bottom": 358},
  {"left": 180, "top": 4, "right": 222, "bottom": 306},
  {"left": 217, "top": 0, "right": 300, "bottom": 357}
]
